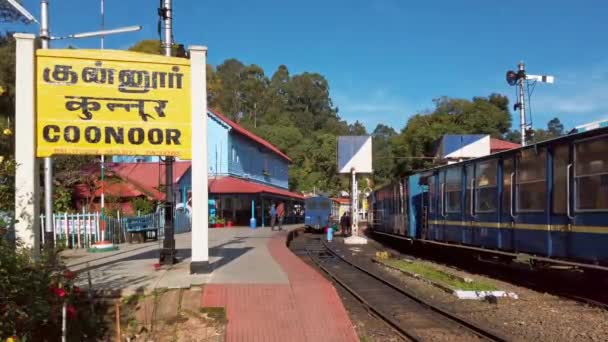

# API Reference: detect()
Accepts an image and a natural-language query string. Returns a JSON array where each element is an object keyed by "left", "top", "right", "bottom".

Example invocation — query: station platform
[{"left": 62, "top": 225, "right": 358, "bottom": 341}]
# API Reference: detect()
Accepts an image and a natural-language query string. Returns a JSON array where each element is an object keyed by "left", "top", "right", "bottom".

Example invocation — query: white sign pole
[
  {"left": 345, "top": 167, "right": 366, "bottom": 245},
  {"left": 13, "top": 33, "right": 40, "bottom": 251},
  {"left": 189, "top": 45, "right": 210, "bottom": 273}
]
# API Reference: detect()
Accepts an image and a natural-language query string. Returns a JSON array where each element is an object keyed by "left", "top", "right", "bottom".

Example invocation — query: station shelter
[{"left": 110, "top": 108, "right": 304, "bottom": 226}]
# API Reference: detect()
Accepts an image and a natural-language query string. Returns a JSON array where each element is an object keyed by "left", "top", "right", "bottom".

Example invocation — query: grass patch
[
  {"left": 382, "top": 259, "right": 497, "bottom": 291},
  {"left": 199, "top": 307, "right": 227, "bottom": 324}
]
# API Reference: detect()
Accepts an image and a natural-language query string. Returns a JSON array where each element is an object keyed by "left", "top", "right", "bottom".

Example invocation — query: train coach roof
[{"left": 412, "top": 125, "right": 608, "bottom": 174}]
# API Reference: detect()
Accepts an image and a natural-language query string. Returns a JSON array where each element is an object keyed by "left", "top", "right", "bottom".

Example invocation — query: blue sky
[{"left": 5, "top": 0, "right": 608, "bottom": 132}]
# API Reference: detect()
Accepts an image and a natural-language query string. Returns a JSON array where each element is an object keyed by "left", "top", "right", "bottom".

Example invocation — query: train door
[
  {"left": 443, "top": 167, "right": 463, "bottom": 243},
  {"left": 463, "top": 164, "right": 475, "bottom": 244},
  {"left": 499, "top": 156, "right": 515, "bottom": 251},
  {"left": 547, "top": 143, "right": 571, "bottom": 258},
  {"left": 472, "top": 159, "right": 500, "bottom": 248},
  {"left": 427, "top": 172, "right": 440, "bottom": 240},
  {"left": 513, "top": 148, "right": 550, "bottom": 255},
  {"left": 401, "top": 177, "right": 409, "bottom": 236}
]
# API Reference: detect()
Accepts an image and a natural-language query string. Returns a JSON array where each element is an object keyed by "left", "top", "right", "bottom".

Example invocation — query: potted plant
[{"left": 215, "top": 217, "right": 225, "bottom": 228}]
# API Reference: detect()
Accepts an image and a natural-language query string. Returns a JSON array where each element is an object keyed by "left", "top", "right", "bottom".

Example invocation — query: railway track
[
  {"left": 295, "top": 234, "right": 508, "bottom": 342},
  {"left": 371, "top": 231, "right": 608, "bottom": 311}
]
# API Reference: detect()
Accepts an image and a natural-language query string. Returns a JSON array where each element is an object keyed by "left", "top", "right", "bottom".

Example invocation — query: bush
[
  {"left": 131, "top": 197, "right": 155, "bottom": 215},
  {"left": 0, "top": 236, "right": 105, "bottom": 341}
]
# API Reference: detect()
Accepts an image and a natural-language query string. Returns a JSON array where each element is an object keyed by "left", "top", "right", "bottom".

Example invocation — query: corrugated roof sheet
[
  {"left": 490, "top": 138, "right": 520, "bottom": 151},
  {"left": 209, "top": 176, "right": 304, "bottom": 200}
]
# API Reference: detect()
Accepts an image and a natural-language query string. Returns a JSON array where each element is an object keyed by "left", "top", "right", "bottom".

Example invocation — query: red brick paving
[{"left": 202, "top": 232, "right": 358, "bottom": 342}]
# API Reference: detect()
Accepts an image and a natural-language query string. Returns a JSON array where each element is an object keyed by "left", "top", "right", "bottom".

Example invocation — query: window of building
[
  {"left": 445, "top": 167, "right": 462, "bottom": 213},
  {"left": 517, "top": 149, "right": 547, "bottom": 212},
  {"left": 575, "top": 137, "right": 608, "bottom": 211},
  {"left": 502, "top": 158, "right": 513, "bottom": 215},
  {"left": 553, "top": 145, "right": 569, "bottom": 214},
  {"left": 476, "top": 160, "right": 498, "bottom": 212}
]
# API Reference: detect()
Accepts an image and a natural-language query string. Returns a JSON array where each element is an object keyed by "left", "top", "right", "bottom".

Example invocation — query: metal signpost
[
  {"left": 506, "top": 62, "right": 554, "bottom": 146},
  {"left": 337, "top": 135, "right": 372, "bottom": 245},
  {"left": 159, "top": 0, "right": 176, "bottom": 264}
]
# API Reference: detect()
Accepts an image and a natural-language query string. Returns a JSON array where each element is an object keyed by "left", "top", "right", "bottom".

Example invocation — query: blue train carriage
[
  {"left": 414, "top": 126, "right": 608, "bottom": 271},
  {"left": 371, "top": 178, "right": 411, "bottom": 237},
  {"left": 304, "top": 196, "right": 338, "bottom": 232}
]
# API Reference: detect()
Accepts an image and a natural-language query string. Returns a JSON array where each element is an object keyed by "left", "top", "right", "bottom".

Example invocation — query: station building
[{"left": 82, "top": 109, "right": 304, "bottom": 226}]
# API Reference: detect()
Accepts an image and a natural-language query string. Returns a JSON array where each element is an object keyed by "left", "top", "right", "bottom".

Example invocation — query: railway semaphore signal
[{"left": 506, "top": 62, "right": 554, "bottom": 146}]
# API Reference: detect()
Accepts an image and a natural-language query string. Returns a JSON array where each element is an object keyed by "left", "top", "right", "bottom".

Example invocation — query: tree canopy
[{"left": 0, "top": 35, "right": 574, "bottom": 203}]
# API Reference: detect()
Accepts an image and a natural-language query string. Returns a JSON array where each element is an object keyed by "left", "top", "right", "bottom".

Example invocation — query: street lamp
[
  {"left": 0, "top": 0, "right": 38, "bottom": 23},
  {"left": 51, "top": 25, "right": 142, "bottom": 41}
]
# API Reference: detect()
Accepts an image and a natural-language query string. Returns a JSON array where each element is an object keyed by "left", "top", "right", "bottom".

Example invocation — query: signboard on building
[{"left": 36, "top": 49, "right": 192, "bottom": 159}]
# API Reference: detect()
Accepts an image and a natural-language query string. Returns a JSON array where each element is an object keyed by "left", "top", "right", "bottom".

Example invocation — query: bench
[{"left": 125, "top": 216, "right": 159, "bottom": 243}]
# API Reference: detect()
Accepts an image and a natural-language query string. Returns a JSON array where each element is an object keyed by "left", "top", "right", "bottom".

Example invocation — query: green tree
[
  {"left": 128, "top": 39, "right": 163, "bottom": 54},
  {"left": 391, "top": 94, "right": 512, "bottom": 175},
  {"left": 348, "top": 120, "right": 367, "bottom": 135},
  {"left": 547, "top": 117, "right": 565, "bottom": 137},
  {"left": 371, "top": 124, "right": 397, "bottom": 185}
]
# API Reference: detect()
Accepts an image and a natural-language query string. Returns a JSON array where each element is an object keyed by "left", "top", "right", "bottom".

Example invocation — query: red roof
[
  {"left": 209, "top": 108, "right": 292, "bottom": 162},
  {"left": 490, "top": 138, "right": 520, "bottom": 152},
  {"left": 331, "top": 198, "right": 351, "bottom": 204},
  {"left": 209, "top": 176, "right": 304, "bottom": 200},
  {"left": 77, "top": 161, "right": 192, "bottom": 201},
  {"left": 74, "top": 181, "right": 148, "bottom": 199}
]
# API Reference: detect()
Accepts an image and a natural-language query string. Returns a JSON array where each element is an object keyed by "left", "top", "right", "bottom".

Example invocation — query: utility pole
[
  {"left": 159, "top": 0, "right": 176, "bottom": 264},
  {"left": 99, "top": 0, "right": 107, "bottom": 245},
  {"left": 40, "top": 0, "right": 53, "bottom": 252},
  {"left": 518, "top": 62, "right": 527, "bottom": 146},
  {"left": 100, "top": 0, "right": 104, "bottom": 49}
]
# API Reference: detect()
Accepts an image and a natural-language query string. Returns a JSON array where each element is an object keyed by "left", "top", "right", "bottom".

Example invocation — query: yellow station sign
[{"left": 36, "top": 49, "right": 192, "bottom": 159}]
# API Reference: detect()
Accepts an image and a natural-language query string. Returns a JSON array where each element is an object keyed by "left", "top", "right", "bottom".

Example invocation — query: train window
[
  {"left": 517, "top": 149, "right": 547, "bottom": 212},
  {"left": 319, "top": 201, "right": 330, "bottom": 210},
  {"left": 553, "top": 145, "right": 569, "bottom": 214},
  {"left": 575, "top": 137, "right": 608, "bottom": 210},
  {"left": 502, "top": 158, "right": 513, "bottom": 215},
  {"left": 446, "top": 168, "right": 462, "bottom": 213},
  {"left": 476, "top": 160, "right": 497, "bottom": 212},
  {"left": 307, "top": 201, "right": 317, "bottom": 210}
]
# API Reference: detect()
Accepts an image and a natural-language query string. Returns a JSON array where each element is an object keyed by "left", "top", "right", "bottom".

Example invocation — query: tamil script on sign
[{"left": 36, "top": 49, "right": 192, "bottom": 159}]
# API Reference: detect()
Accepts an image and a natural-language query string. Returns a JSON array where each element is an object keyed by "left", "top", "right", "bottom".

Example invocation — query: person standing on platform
[
  {"left": 340, "top": 212, "right": 348, "bottom": 236},
  {"left": 345, "top": 213, "right": 352, "bottom": 236},
  {"left": 270, "top": 202, "right": 277, "bottom": 231},
  {"left": 276, "top": 201, "right": 286, "bottom": 231}
]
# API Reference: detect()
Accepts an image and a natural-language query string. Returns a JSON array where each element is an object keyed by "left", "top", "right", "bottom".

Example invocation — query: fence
[{"left": 40, "top": 209, "right": 191, "bottom": 249}]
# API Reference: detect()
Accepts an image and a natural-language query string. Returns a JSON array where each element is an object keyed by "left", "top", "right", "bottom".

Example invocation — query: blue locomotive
[
  {"left": 305, "top": 196, "right": 339, "bottom": 232},
  {"left": 371, "top": 126, "right": 608, "bottom": 271}
]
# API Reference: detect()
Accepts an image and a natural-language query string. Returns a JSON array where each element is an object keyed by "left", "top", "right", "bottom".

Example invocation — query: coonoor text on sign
[{"left": 36, "top": 49, "right": 192, "bottom": 159}]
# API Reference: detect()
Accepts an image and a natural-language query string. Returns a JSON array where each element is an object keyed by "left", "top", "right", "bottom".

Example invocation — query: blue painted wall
[
  {"left": 112, "top": 110, "right": 230, "bottom": 175},
  {"left": 228, "top": 133, "right": 289, "bottom": 189},
  {"left": 113, "top": 110, "right": 290, "bottom": 192},
  {"left": 207, "top": 114, "right": 230, "bottom": 176}
]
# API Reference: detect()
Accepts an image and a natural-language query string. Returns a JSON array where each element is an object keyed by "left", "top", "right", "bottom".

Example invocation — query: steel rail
[{"left": 319, "top": 240, "right": 509, "bottom": 342}]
